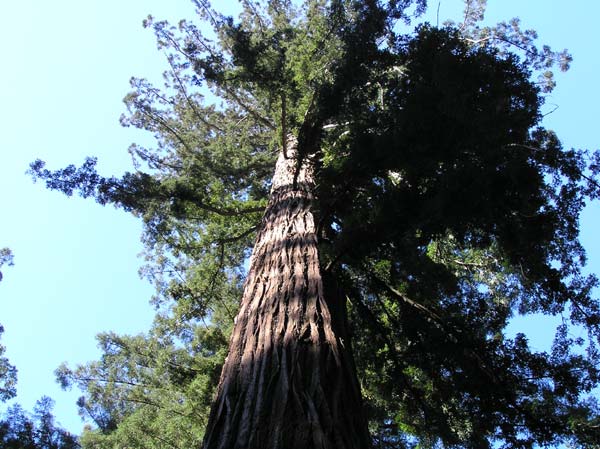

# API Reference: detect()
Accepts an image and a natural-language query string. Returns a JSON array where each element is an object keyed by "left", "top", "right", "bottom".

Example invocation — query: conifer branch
[
  {"left": 506, "top": 143, "right": 600, "bottom": 191},
  {"left": 193, "top": 0, "right": 220, "bottom": 30},
  {"left": 216, "top": 226, "right": 258, "bottom": 244},
  {"left": 166, "top": 56, "right": 225, "bottom": 134},
  {"left": 240, "top": 0, "right": 267, "bottom": 33},
  {"left": 206, "top": 243, "right": 236, "bottom": 322},
  {"left": 190, "top": 203, "right": 265, "bottom": 217},
  {"left": 135, "top": 104, "right": 196, "bottom": 156},
  {"left": 368, "top": 271, "right": 499, "bottom": 383},
  {"left": 221, "top": 87, "right": 276, "bottom": 130},
  {"left": 146, "top": 432, "right": 184, "bottom": 449}
]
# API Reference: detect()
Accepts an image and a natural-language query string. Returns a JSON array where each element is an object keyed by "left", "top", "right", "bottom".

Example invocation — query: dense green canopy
[{"left": 30, "top": 0, "right": 600, "bottom": 447}]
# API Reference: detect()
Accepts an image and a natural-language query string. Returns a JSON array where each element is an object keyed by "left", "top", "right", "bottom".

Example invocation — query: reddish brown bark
[{"left": 202, "top": 139, "right": 370, "bottom": 449}]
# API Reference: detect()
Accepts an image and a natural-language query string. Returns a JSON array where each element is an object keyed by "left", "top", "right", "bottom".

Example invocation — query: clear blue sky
[{"left": 0, "top": 0, "right": 598, "bottom": 436}]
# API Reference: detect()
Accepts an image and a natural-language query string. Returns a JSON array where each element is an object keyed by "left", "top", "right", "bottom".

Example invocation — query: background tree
[
  {"left": 0, "top": 325, "right": 17, "bottom": 404},
  {"left": 0, "top": 397, "right": 80, "bottom": 449},
  {"left": 31, "top": 0, "right": 600, "bottom": 447},
  {"left": 55, "top": 314, "right": 230, "bottom": 448},
  {"left": 0, "top": 248, "right": 17, "bottom": 403},
  {"left": 1, "top": 250, "right": 80, "bottom": 448}
]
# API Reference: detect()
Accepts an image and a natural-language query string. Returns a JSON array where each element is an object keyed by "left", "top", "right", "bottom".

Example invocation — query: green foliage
[
  {"left": 0, "top": 397, "right": 80, "bottom": 449},
  {"left": 56, "top": 319, "right": 229, "bottom": 449},
  {"left": 29, "top": 0, "right": 600, "bottom": 447},
  {"left": 0, "top": 325, "right": 17, "bottom": 403},
  {"left": 0, "top": 248, "right": 16, "bottom": 401}
]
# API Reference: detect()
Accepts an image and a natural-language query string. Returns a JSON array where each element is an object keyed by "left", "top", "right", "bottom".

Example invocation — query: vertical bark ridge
[{"left": 202, "top": 138, "right": 370, "bottom": 449}]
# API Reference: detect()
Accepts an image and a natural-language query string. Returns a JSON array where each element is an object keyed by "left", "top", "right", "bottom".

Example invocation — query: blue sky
[{"left": 0, "top": 0, "right": 598, "bottom": 436}]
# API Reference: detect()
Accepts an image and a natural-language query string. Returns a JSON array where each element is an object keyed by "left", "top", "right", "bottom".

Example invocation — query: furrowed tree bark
[{"left": 202, "top": 138, "right": 371, "bottom": 449}]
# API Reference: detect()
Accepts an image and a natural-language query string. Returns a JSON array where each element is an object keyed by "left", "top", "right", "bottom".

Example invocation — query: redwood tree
[
  {"left": 202, "top": 141, "right": 369, "bottom": 448},
  {"left": 31, "top": 0, "right": 600, "bottom": 447}
]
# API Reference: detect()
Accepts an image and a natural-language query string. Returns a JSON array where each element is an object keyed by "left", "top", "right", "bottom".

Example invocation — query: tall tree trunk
[{"left": 202, "top": 139, "right": 371, "bottom": 449}]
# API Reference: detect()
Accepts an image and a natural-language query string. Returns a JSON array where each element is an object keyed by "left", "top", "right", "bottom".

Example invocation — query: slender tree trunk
[{"left": 202, "top": 138, "right": 371, "bottom": 449}]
